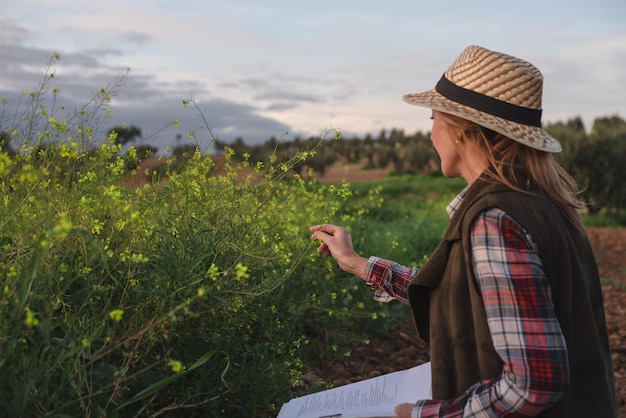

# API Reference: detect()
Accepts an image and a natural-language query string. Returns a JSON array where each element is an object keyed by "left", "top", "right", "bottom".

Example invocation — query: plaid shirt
[{"left": 364, "top": 187, "right": 569, "bottom": 417}]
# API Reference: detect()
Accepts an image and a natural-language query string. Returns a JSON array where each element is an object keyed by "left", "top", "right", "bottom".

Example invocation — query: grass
[
  {"left": 343, "top": 174, "right": 463, "bottom": 266},
  {"left": 582, "top": 211, "right": 626, "bottom": 228}
]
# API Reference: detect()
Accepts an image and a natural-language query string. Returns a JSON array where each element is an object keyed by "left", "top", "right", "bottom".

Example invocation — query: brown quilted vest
[{"left": 408, "top": 178, "right": 617, "bottom": 417}]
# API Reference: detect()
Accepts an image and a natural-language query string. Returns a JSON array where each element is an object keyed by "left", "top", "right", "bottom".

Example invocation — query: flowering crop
[
  {"left": 0, "top": 55, "right": 369, "bottom": 417},
  {"left": 0, "top": 54, "right": 455, "bottom": 417}
]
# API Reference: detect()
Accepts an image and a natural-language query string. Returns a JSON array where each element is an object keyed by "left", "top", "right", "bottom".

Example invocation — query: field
[
  {"left": 2, "top": 149, "right": 624, "bottom": 416},
  {"left": 3, "top": 64, "right": 625, "bottom": 416},
  {"left": 308, "top": 159, "right": 626, "bottom": 416}
]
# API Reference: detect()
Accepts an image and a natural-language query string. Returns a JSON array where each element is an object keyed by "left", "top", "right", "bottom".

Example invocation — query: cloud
[
  {"left": 1, "top": 73, "right": 295, "bottom": 153},
  {"left": 0, "top": 19, "right": 34, "bottom": 44},
  {"left": 106, "top": 97, "right": 294, "bottom": 152},
  {"left": 55, "top": 26, "right": 153, "bottom": 45},
  {"left": 0, "top": 20, "right": 300, "bottom": 152},
  {"left": 265, "top": 102, "right": 299, "bottom": 112},
  {"left": 254, "top": 90, "right": 322, "bottom": 104},
  {"left": 526, "top": 33, "right": 626, "bottom": 127},
  {"left": 2, "top": 2, "right": 625, "bottom": 151}
]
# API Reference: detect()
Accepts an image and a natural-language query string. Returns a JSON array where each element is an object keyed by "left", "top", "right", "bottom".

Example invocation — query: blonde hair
[{"left": 439, "top": 112, "right": 586, "bottom": 231}]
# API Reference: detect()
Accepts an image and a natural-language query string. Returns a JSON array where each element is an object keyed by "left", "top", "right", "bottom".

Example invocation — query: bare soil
[{"left": 309, "top": 161, "right": 626, "bottom": 416}]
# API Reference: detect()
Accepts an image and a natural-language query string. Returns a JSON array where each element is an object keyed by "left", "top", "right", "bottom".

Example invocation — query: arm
[
  {"left": 310, "top": 224, "right": 416, "bottom": 303},
  {"left": 364, "top": 256, "right": 416, "bottom": 304},
  {"left": 309, "top": 224, "right": 369, "bottom": 278},
  {"left": 411, "top": 208, "right": 569, "bottom": 417}
]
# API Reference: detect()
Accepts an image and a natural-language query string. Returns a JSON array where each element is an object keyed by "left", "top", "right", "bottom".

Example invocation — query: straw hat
[{"left": 403, "top": 45, "right": 562, "bottom": 152}]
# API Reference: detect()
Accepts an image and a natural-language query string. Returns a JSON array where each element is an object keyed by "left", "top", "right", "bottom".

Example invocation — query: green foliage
[
  {"left": 315, "top": 175, "right": 465, "bottom": 335},
  {"left": 546, "top": 117, "right": 587, "bottom": 174},
  {"left": 548, "top": 115, "right": 626, "bottom": 214},
  {"left": 0, "top": 137, "right": 354, "bottom": 416},
  {"left": 216, "top": 129, "right": 440, "bottom": 178},
  {"left": 561, "top": 116, "right": 626, "bottom": 213},
  {"left": 0, "top": 56, "right": 360, "bottom": 417},
  {"left": 108, "top": 125, "right": 142, "bottom": 146},
  {"left": 582, "top": 210, "right": 626, "bottom": 228},
  {"left": 0, "top": 53, "right": 120, "bottom": 154},
  {"left": 345, "top": 176, "right": 462, "bottom": 268}
]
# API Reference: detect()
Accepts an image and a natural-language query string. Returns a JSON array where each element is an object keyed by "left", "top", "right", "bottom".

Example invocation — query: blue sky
[{"left": 1, "top": 0, "right": 625, "bottom": 153}]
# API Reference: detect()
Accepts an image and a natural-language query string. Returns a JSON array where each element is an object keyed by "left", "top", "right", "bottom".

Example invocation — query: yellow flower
[
  {"left": 234, "top": 262, "right": 249, "bottom": 281},
  {"left": 24, "top": 307, "right": 39, "bottom": 328},
  {"left": 52, "top": 213, "right": 73, "bottom": 239},
  {"left": 206, "top": 264, "right": 220, "bottom": 281},
  {"left": 108, "top": 309, "right": 124, "bottom": 322},
  {"left": 168, "top": 360, "right": 184, "bottom": 374},
  {"left": 0, "top": 152, "right": 12, "bottom": 177}
]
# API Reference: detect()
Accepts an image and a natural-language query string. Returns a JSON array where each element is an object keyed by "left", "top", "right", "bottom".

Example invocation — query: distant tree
[
  {"left": 332, "top": 137, "right": 351, "bottom": 162},
  {"left": 347, "top": 138, "right": 361, "bottom": 162},
  {"left": 0, "top": 131, "right": 15, "bottom": 157},
  {"left": 403, "top": 136, "right": 438, "bottom": 174},
  {"left": 108, "top": 125, "right": 142, "bottom": 146},
  {"left": 135, "top": 145, "right": 158, "bottom": 161},
  {"left": 305, "top": 149, "right": 336, "bottom": 176},
  {"left": 377, "top": 129, "right": 388, "bottom": 144},
  {"left": 172, "top": 144, "right": 200, "bottom": 162},
  {"left": 590, "top": 115, "right": 626, "bottom": 140},
  {"left": 389, "top": 128, "right": 404, "bottom": 147},
  {"left": 363, "top": 135, "right": 374, "bottom": 148},
  {"left": 124, "top": 144, "right": 159, "bottom": 171},
  {"left": 375, "top": 145, "right": 397, "bottom": 169},
  {"left": 545, "top": 117, "right": 588, "bottom": 174},
  {"left": 572, "top": 115, "right": 626, "bottom": 212}
]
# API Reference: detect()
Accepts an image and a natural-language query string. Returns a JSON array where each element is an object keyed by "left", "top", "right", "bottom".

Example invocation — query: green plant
[{"left": 0, "top": 55, "right": 357, "bottom": 417}]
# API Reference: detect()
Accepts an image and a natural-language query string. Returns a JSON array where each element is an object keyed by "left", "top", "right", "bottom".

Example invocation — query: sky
[{"left": 1, "top": 0, "right": 625, "bottom": 154}]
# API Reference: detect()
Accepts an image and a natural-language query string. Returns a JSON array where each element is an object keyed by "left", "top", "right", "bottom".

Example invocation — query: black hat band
[{"left": 435, "top": 75, "right": 542, "bottom": 127}]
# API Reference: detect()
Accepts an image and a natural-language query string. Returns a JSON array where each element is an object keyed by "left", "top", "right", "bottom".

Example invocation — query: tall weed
[
  {"left": 0, "top": 56, "right": 356, "bottom": 417},
  {"left": 0, "top": 54, "right": 464, "bottom": 417}
]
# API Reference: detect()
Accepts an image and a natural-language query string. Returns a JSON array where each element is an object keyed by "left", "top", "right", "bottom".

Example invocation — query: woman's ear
[{"left": 453, "top": 127, "right": 465, "bottom": 144}]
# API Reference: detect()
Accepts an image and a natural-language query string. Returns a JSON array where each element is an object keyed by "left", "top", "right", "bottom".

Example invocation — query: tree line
[
  {"left": 211, "top": 115, "right": 626, "bottom": 214},
  {"left": 1, "top": 115, "right": 625, "bottom": 213}
]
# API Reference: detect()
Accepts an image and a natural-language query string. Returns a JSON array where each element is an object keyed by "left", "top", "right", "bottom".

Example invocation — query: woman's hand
[
  {"left": 394, "top": 403, "right": 414, "bottom": 418},
  {"left": 309, "top": 224, "right": 368, "bottom": 279}
]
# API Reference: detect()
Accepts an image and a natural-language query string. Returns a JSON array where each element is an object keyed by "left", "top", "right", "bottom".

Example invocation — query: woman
[{"left": 309, "top": 46, "right": 617, "bottom": 417}]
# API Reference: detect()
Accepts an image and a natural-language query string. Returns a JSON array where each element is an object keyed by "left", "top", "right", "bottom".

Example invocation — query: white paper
[{"left": 276, "top": 362, "right": 431, "bottom": 418}]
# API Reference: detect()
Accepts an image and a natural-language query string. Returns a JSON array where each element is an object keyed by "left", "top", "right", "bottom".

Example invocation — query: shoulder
[
  {"left": 463, "top": 186, "right": 556, "bottom": 232},
  {"left": 470, "top": 207, "right": 538, "bottom": 252}
]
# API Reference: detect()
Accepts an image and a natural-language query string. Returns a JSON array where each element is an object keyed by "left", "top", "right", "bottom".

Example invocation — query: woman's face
[{"left": 430, "top": 110, "right": 462, "bottom": 179}]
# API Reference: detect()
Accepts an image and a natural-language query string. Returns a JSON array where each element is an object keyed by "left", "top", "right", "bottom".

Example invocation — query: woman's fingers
[
  {"left": 310, "top": 225, "right": 332, "bottom": 242},
  {"left": 309, "top": 224, "right": 333, "bottom": 233},
  {"left": 310, "top": 224, "right": 349, "bottom": 245},
  {"left": 308, "top": 224, "right": 365, "bottom": 278},
  {"left": 394, "top": 403, "right": 414, "bottom": 418},
  {"left": 309, "top": 224, "right": 344, "bottom": 236},
  {"left": 316, "top": 242, "right": 328, "bottom": 255}
]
